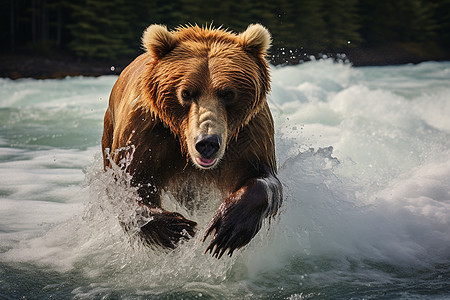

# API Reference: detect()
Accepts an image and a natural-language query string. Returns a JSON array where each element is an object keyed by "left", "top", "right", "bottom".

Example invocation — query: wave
[{"left": 0, "top": 60, "right": 449, "bottom": 298}]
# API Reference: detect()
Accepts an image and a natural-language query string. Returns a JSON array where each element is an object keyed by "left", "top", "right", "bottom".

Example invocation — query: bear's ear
[
  {"left": 237, "top": 24, "right": 272, "bottom": 56},
  {"left": 142, "top": 24, "right": 177, "bottom": 58}
]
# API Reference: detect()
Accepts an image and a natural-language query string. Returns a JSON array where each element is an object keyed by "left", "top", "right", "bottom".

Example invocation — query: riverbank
[
  {"left": 0, "top": 52, "right": 128, "bottom": 79},
  {"left": 1, "top": 43, "right": 448, "bottom": 79}
]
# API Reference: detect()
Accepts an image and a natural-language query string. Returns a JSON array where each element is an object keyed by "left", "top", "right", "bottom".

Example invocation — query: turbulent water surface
[{"left": 1, "top": 60, "right": 449, "bottom": 299}]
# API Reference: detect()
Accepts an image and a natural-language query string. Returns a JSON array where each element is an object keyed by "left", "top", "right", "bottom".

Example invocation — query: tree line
[{"left": 1, "top": 0, "right": 449, "bottom": 62}]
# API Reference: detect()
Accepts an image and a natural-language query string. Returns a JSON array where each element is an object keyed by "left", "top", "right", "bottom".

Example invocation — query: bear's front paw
[
  {"left": 202, "top": 196, "right": 265, "bottom": 258},
  {"left": 140, "top": 210, "right": 197, "bottom": 249}
]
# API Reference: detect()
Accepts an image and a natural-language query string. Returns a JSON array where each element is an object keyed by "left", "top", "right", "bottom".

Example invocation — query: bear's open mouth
[{"left": 196, "top": 157, "right": 217, "bottom": 168}]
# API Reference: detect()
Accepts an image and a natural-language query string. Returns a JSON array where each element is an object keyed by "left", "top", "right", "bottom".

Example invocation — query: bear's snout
[
  {"left": 195, "top": 134, "right": 221, "bottom": 159},
  {"left": 187, "top": 100, "right": 227, "bottom": 169}
]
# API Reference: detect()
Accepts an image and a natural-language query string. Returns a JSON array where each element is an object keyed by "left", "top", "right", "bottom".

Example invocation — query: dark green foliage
[
  {"left": 323, "top": 0, "right": 362, "bottom": 49},
  {"left": 284, "top": 1, "right": 327, "bottom": 49},
  {"left": 358, "top": 0, "right": 437, "bottom": 45},
  {"left": 1, "top": 0, "right": 449, "bottom": 60},
  {"left": 430, "top": 0, "right": 450, "bottom": 47},
  {"left": 67, "top": 0, "right": 136, "bottom": 60}
]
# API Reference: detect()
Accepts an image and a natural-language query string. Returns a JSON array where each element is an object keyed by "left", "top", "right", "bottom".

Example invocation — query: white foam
[{"left": 0, "top": 61, "right": 449, "bottom": 294}]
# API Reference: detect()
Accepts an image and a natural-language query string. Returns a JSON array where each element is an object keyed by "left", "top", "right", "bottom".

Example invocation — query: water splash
[{"left": 1, "top": 61, "right": 450, "bottom": 298}]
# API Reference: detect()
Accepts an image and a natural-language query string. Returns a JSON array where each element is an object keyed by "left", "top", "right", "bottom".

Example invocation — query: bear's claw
[
  {"left": 203, "top": 198, "right": 263, "bottom": 259},
  {"left": 140, "top": 211, "right": 197, "bottom": 249}
]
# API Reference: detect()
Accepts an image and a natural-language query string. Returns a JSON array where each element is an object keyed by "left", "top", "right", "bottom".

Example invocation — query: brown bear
[{"left": 101, "top": 24, "right": 282, "bottom": 258}]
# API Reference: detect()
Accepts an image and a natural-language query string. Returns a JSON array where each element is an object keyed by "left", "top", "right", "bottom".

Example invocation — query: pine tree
[
  {"left": 286, "top": 0, "right": 328, "bottom": 51},
  {"left": 67, "top": 0, "right": 136, "bottom": 60},
  {"left": 430, "top": 0, "right": 450, "bottom": 49},
  {"left": 397, "top": 0, "right": 437, "bottom": 42},
  {"left": 322, "top": 0, "right": 361, "bottom": 49},
  {"left": 359, "top": 0, "right": 437, "bottom": 46}
]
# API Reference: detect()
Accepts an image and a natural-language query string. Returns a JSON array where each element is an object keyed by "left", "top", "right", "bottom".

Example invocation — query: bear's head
[{"left": 140, "top": 24, "right": 271, "bottom": 169}]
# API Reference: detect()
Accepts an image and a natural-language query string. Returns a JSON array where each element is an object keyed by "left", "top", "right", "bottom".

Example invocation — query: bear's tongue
[{"left": 197, "top": 157, "right": 216, "bottom": 167}]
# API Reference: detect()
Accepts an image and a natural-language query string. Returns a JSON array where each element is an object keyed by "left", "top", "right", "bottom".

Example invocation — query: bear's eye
[
  {"left": 218, "top": 89, "right": 235, "bottom": 103},
  {"left": 180, "top": 89, "right": 194, "bottom": 102}
]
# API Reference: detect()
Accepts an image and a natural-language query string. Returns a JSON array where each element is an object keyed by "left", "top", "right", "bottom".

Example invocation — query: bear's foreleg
[
  {"left": 203, "top": 166, "right": 282, "bottom": 258},
  {"left": 120, "top": 129, "right": 198, "bottom": 249}
]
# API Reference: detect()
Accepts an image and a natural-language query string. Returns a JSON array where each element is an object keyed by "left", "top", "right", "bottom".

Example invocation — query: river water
[{"left": 1, "top": 60, "right": 449, "bottom": 299}]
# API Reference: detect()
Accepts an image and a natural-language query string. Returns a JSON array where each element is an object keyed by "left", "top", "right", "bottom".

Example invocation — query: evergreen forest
[{"left": 1, "top": 0, "right": 449, "bottom": 64}]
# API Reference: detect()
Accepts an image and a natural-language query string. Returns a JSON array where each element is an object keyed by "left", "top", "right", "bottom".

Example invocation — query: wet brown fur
[{"left": 102, "top": 24, "right": 282, "bottom": 257}]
